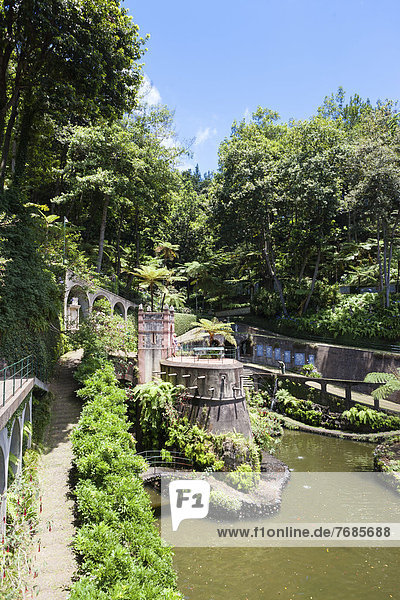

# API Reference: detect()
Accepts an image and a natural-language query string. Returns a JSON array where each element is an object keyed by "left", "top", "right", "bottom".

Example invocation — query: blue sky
[{"left": 125, "top": 0, "right": 400, "bottom": 174}]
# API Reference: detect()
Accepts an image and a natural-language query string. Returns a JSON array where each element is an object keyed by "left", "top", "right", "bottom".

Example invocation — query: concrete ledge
[
  {"left": 0, "top": 378, "right": 34, "bottom": 431},
  {"left": 0, "top": 377, "right": 49, "bottom": 431},
  {"left": 276, "top": 412, "right": 400, "bottom": 444},
  {"left": 161, "top": 357, "right": 240, "bottom": 370}
]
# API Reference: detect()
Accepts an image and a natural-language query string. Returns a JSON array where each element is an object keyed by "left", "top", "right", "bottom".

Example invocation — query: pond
[{"left": 149, "top": 430, "right": 399, "bottom": 600}]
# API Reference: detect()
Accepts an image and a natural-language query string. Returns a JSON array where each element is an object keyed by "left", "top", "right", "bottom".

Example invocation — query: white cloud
[
  {"left": 161, "top": 136, "right": 178, "bottom": 149},
  {"left": 195, "top": 126, "right": 217, "bottom": 146},
  {"left": 139, "top": 74, "right": 162, "bottom": 106}
]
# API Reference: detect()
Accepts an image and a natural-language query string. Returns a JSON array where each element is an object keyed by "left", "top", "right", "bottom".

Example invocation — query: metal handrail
[
  {"left": 137, "top": 450, "right": 193, "bottom": 470},
  {"left": 1, "top": 355, "right": 45, "bottom": 407},
  {"left": 167, "top": 344, "right": 238, "bottom": 362}
]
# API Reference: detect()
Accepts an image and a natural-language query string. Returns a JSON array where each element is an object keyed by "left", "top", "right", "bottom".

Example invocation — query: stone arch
[
  {"left": 67, "top": 285, "right": 90, "bottom": 319},
  {"left": 0, "top": 443, "right": 6, "bottom": 539},
  {"left": 8, "top": 419, "right": 22, "bottom": 482},
  {"left": 0, "top": 446, "right": 6, "bottom": 497},
  {"left": 240, "top": 337, "right": 253, "bottom": 357},
  {"left": 91, "top": 294, "right": 112, "bottom": 313},
  {"left": 22, "top": 399, "right": 32, "bottom": 452},
  {"left": 113, "top": 301, "right": 125, "bottom": 318}
]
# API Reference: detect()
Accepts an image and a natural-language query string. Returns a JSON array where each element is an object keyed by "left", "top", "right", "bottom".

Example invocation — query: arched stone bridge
[{"left": 64, "top": 270, "right": 138, "bottom": 330}]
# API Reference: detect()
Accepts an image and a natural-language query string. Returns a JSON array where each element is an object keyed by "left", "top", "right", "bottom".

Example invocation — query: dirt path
[{"left": 34, "top": 350, "right": 83, "bottom": 599}]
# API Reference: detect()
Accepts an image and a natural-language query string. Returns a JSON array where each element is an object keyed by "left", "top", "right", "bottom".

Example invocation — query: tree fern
[{"left": 364, "top": 369, "right": 400, "bottom": 401}]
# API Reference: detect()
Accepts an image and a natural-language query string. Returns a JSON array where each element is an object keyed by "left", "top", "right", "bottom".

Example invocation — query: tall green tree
[
  {"left": 0, "top": 0, "right": 146, "bottom": 190},
  {"left": 349, "top": 107, "right": 400, "bottom": 307}
]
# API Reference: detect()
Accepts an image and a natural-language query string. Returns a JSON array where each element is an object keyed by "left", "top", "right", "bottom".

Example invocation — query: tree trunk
[
  {"left": 298, "top": 251, "right": 309, "bottom": 283},
  {"left": 382, "top": 224, "right": 388, "bottom": 308},
  {"left": 302, "top": 248, "right": 321, "bottom": 315},
  {"left": 150, "top": 283, "right": 154, "bottom": 311},
  {"left": 377, "top": 219, "right": 383, "bottom": 292},
  {"left": 385, "top": 210, "right": 400, "bottom": 308},
  {"left": 115, "top": 208, "right": 124, "bottom": 293},
  {"left": 13, "top": 95, "right": 35, "bottom": 187},
  {"left": 261, "top": 227, "right": 288, "bottom": 316},
  {"left": 97, "top": 196, "right": 110, "bottom": 273},
  {"left": 134, "top": 209, "right": 140, "bottom": 266},
  {"left": 0, "top": 91, "right": 19, "bottom": 190}
]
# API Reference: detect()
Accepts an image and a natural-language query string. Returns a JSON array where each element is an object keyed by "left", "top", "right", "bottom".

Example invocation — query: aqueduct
[{"left": 64, "top": 270, "right": 138, "bottom": 330}]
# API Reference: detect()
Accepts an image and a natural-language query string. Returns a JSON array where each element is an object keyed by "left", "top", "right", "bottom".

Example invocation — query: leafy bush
[
  {"left": 131, "top": 380, "right": 183, "bottom": 448},
  {"left": 342, "top": 404, "right": 400, "bottom": 433},
  {"left": 2, "top": 450, "right": 41, "bottom": 599},
  {"left": 70, "top": 363, "right": 182, "bottom": 599},
  {"left": 165, "top": 417, "right": 224, "bottom": 470},
  {"left": 275, "top": 388, "right": 400, "bottom": 433},
  {"left": 72, "top": 300, "right": 137, "bottom": 362},
  {"left": 209, "top": 489, "right": 242, "bottom": 512},
  {"left": 252, "top": 288, "right": 281, "bottom": 318},
  {"left": 274, "top": 293, "right": 400, "bottom": 341},
  {"left": 225, "top": 463, "right": 260, "bottom": 492},
  {"left": 275, "top": 389, "right": 323, "bottom": 427},
  {"left": 249, "top": 408, "right": 282, "bottom": 451}
]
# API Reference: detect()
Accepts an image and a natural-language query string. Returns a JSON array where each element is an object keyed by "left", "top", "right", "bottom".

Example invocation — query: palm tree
[
  {"left": 133, "top": 265, "right": 171, "bottom": 311},
  {"left": 364, "top": 369, "right": 400, "bottom": 401},
  {"left": 190, "top": 317, "right": 237, "bottom": 347}
]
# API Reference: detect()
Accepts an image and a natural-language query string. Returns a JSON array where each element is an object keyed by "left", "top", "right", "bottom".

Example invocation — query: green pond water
[{"left": 150, "top": 430, "right": 400, "bottom": 600}]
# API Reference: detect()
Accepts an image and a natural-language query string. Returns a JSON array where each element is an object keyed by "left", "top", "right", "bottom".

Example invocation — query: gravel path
[{"left": 34, "top": 350, "right": 83, "bottom": 599}]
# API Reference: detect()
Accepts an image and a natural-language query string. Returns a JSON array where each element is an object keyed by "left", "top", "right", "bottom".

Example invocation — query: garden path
[{"left": 34, "top": 350, "right": 83, "bottom": 600}]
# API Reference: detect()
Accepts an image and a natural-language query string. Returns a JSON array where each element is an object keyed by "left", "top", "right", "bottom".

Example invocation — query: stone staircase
[{"left": 242, "top": 367, "right": 255, "bottom": 390}]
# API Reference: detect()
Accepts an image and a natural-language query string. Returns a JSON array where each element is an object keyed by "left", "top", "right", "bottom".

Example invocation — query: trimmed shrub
[{"left": 70, "top": 362, "right": 182, "bottom": 599}]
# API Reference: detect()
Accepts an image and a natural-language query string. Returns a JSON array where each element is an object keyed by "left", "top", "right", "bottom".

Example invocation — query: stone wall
[{"left": 235, "top": 324, "right": 400, "bottom": 397}]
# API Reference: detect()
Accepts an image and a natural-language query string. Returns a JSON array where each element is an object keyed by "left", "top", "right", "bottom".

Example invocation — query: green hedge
[
  {"left": 174, "top": 312, "right": 197, "bottom": 336},
  {"left": 70, "top": 363, "right": 182, "bottom": 600}
]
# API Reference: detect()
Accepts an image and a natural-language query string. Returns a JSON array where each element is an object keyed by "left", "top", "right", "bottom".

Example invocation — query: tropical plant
[
  {"left": 225, "top": 463, "right": 260, "bottom": 492},
  {"left": 131, "top": 380, "right": 183, "bottom": 448},
  {"left": 190, "top": 317, "right": 237, "bottom": 347},
  {"left": 364, "top": 369, "right": 400, "bottom": 401},
  {"left": 133, "top": 264, "right": 171, "bottom": 310}
]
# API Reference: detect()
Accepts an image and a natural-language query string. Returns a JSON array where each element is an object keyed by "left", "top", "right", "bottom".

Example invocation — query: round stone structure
[{"left": 160, "top": 357, "right": 252, "bottom": 438}]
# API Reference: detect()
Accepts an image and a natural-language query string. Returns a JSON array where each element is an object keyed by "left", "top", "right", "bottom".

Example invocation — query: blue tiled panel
[
  {"left": 266, "top": 346, "right": 273, "bottom": 358},
  {"left": 256, "top": 344, "right": 264, "bottom": 357},
  {"left": 284, "top": 350, "right": 291, "bottom": 363},
  {"left": 294, "top": 352, "right": 305, "bottom": 366},
  {"left": 308, "top": 354, "right": 315, "bottom": 365},
  {"left": 274, "top": 348, "right": 281, "bottom": 360}
]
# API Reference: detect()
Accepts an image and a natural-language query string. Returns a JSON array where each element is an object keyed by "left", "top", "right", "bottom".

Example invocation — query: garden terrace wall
[{"left": 235, "top": 324, "right": 400, "bottom": 402}]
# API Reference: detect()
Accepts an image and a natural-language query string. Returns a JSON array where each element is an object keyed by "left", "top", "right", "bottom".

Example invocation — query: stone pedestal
[{"left": 67, "top": 297, "right": 80, "bottom": 331}]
